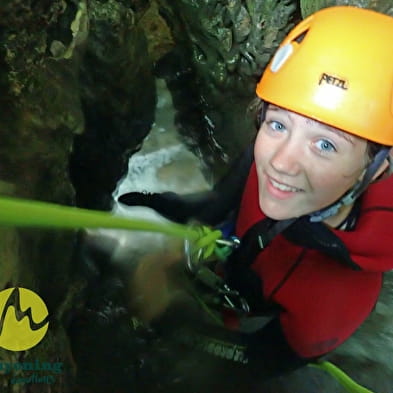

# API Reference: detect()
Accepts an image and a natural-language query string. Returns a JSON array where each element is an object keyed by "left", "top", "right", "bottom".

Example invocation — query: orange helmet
[{"left": 256, "top": 6, "right": 393, "bottom": 146}]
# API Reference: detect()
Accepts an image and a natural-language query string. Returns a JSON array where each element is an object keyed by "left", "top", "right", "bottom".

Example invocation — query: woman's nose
[{"left": 269, "top": 139, "right": 302, "bottom": 176}]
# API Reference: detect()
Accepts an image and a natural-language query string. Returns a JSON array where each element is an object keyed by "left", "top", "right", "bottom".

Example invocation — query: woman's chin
[{"left": 259, "top": 201, "right": 300, "bottom": 221}]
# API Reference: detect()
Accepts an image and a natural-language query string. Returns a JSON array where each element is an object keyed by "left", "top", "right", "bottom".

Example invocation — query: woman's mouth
[
  {"left": 264, "top": 174, "right": 304, "bottom": 200},
  {"left": 269, "top": 177, "right": 302, "bottom": 193}
]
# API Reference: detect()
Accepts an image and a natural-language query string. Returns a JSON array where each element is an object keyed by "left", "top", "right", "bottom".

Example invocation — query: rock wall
[
  {"left": 300, "top": 0, "right": 393, "bottom": 18},
  {"left": 69, "top": 0, "right": 156, "bottom": 210},
  {"left": 0, "top": 0, "right": 157, "bottom": 391},
  {"left": 0, "top": 1, "right": 84, "bottom": 391},
  {"left": 155, "top": 0, "right": 297, "bottom": 176}
]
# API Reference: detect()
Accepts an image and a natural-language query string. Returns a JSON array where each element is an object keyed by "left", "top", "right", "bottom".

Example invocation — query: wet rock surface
[
  {"left": 0, "top": 1, "right": 85, "bottom": 391},
  {"left": 69, "top": 0, "right": 156, "bottom": 211},
  {"left": 300, "top": 0, "right": 393, "bottom": 18},
  {"left": 155, "top": 0, "right": 297, "bottom": 171},
  {"left": 0, "top": 0, "right": 155, "bottom": 391}
]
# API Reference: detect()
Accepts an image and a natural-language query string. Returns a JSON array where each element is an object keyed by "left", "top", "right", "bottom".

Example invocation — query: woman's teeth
[{"left": 271, "top": 178, "right": 301, "bottom": 192}]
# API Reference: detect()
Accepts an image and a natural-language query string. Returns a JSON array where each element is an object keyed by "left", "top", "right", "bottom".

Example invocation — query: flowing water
[{"left": 86, "top": 78, "right": 212, "bottom": 266}]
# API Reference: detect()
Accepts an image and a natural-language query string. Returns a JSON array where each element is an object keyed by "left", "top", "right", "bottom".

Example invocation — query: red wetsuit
[{"left": 235, "top": 162, "right": 393, "bottom": 358}]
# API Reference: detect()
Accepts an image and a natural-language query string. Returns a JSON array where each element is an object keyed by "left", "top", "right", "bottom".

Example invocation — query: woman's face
[{"left": 254, "top": 105, "right": 368, "bottom": 226}]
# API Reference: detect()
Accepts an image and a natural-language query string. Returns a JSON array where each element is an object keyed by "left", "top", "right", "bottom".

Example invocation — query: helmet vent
[
  {"left": 294, "top": 30, "right": 308, "bottom": 43},
  {"left": 270, "top": 43, "right": 293, "bottom": 73}
]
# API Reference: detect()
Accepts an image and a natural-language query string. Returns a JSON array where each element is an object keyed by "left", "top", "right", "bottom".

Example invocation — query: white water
[
  {"left": 86, "top": 79, "right": 212, "bottom": 265},
  {"left": 114, "top": 80, "right": 210, "bottom": 203}
]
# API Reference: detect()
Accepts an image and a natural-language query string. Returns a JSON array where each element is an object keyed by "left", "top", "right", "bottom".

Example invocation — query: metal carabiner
[
  {"left": 184, "top": 238, "right": 204, "bottom": 273},
  {"left": 194, "top": 266, "right": 250, "bottom": 314},
  {"left": 219, "top": 283, "right": 250, "bottom": 313},
  {"left": 215, "top": 236, "right": 241, "bottom": 249}
]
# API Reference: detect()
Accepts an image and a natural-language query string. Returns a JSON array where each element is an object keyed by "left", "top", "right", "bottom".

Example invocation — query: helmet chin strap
[{"left": 309, "top": 147, "right": 391, "bottom": 223}]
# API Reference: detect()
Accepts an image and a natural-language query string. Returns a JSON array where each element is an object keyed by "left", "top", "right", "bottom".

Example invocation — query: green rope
[
  {"left": 309, "top": 361, "right": 375, "bottom": 393},
  {"left": 214, "top": 245, "right": 233, "bottom": 261},
  {"left": 0, "top": 195, "right": 214, "bottom": 242},
  {"left": 191, "top": 225, "right": 223, "bottom": 259}
]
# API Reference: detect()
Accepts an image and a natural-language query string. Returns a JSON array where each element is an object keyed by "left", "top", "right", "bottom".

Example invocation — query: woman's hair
[
  {"left": 248, "top": 97, "right": 266, "bottom": 130},
  {"left": 366, "top": 141, "right": 385, "bottom": 161}
]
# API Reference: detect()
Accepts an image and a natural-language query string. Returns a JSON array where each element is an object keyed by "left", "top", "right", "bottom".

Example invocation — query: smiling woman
[{"left": 118, "top": 5, "right": 393, "bottom": 392}]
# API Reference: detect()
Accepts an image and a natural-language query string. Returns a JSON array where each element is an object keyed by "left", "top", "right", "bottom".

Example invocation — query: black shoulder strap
[
  {"left": 229, "top": 214, "right": 359, "bottom": 269},
  {"left": 282, "top": 217, "right": 360, "bottom": 269},
  {"left": 229, "top": 217, "right": 298, "bottom": 267},
  {"left": 223, "top": 217, "right": 297, "bottom": 313}
]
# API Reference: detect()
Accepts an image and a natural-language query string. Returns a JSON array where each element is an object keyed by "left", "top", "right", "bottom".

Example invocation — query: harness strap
[
  {"left": 221, "top": 218, "right": 298, "bottom": 314},
  {"left": 229, "top": 217, "right": 298, "bottom": 267}
]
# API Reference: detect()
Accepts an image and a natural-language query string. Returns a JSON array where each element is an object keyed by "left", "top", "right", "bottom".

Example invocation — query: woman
[{"left": 119, "top": 5, "right": 393, "bottom": 382}]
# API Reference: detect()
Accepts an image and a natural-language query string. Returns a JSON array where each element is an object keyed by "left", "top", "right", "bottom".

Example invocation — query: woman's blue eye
[
  {"left": 269, "top": 121, "right": 285, "bottom": 132},
  {"left": 315, "top": 139, "right": 336, "bottom": 153}
]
